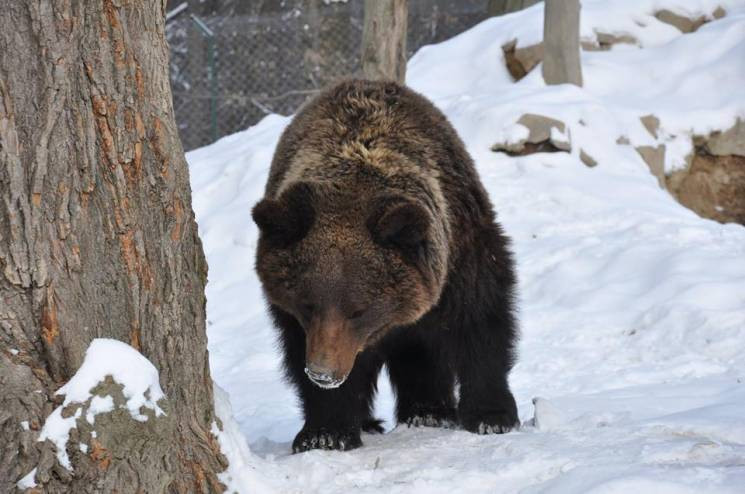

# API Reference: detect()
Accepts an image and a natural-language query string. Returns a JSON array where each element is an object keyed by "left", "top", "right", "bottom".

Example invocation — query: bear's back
[
  {"left": 266, "top": 81, "right": 473, "bottom": 192},
  {"left": 264, "top": 80, "right": 496, "bottom": 259}
]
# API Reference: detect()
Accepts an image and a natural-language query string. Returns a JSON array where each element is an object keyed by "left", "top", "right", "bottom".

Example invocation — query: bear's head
[{"left": 252, "top": 180, "right": 449, "bottom": 389}]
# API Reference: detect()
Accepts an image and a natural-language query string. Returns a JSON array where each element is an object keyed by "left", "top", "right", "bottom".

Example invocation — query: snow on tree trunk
[
  {"left": 361, "top": 0, "right": 407, "bottom": 84},
  {"left": 542, "top": 0, "right": 583, "bottom": 86},
  {"left": 0, "top": 1, "right": 226, "bottom": 492}
]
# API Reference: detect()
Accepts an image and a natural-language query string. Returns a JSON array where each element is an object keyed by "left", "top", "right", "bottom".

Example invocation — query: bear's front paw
[
  {"left": 292, "top": 426, "right": 362, "bottom": 453},
  {"left": 406, "top": 414, "right": 457, "bottom": 428},
  {"left": 398, "top": 405, "right": 458, "bottom": 429},
  {"left": 460, "top": 409, "right": 520, "bottom": 435},
  {"left": 401, "top": 406, "right": 457, "bottom": 429}
]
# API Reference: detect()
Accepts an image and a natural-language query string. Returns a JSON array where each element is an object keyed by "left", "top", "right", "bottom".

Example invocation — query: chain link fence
[{"left": 166, "top": 0, "right": 490, "bottom": 151}]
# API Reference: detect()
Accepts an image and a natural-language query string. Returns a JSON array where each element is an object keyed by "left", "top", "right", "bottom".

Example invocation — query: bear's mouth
[{"left": 304, "top": 366, "right": 347, "bottom": 389}]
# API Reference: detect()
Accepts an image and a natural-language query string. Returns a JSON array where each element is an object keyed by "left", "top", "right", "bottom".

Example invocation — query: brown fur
[
  {"left": 253, "top": 80, "right": 519, "bottom": 452},
  {"left": 305, "top": 305, "right": 363, "bottom": 381}
]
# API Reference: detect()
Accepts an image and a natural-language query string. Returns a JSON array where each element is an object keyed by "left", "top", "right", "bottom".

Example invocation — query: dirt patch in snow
[
  {"left": 632, "top": 118, "right": 745, "bottom": 225},
  {"left": 667, "top": 150, "right": 745, "bottom": 225}
]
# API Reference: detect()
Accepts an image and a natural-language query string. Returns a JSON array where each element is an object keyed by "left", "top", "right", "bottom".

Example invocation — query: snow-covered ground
[{"left": 187, "top": 1, "right": 745, "bottom": 492}]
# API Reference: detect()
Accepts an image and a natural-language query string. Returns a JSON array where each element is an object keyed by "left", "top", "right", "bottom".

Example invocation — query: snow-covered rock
[{"left": 492, "top": 113, "right": 572, "bottom": 154}]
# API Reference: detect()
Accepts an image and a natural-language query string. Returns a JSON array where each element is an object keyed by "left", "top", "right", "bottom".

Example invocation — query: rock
[
  {"left": 596, "top": 32, "right": 636, "bottom": 48},
  {"left": 626, "top": 115, "right": 744, "bottom": 225},
  {"left": 517, "top": 113, "right": 566, "bottom": 143},
  {"left": 655, "top": 9, "right": 708, "bottom": 33},
  {"left": 492, "top": 114, "right": 571, "bottom": 155},
  {"left": 490, "top": 121, "right": 530, "bottom": 154},
  {"left": 640, "top": 114, "right": 660, "bottom": 139},
  {"left": 549, "top": 127, "right": 572, "bottom": 152},
  {"left": 616, "top": 135, "right": 631, "bottom": 145},
  {"left": 505, "top": 29, "right": 640, "bottom": 79},
  {"left": 632, "top": 119, "right": 745, "bottom": 224},
  {"left": 494, "top": 140, "right": 566, "bottom": 156},
  {"left": 665, "top": 118, "right": 745, "bottom": 224},
  {"left": 490, "top": 134, "right": 529, "bottom": 155},
  {"left": 635, "top": 144, "right": 666, "bottom": 187},
  {"left": 582, "top": 32, "right": 637, "bottom": 51},
  {"left": 515, "top": 44, "right": 544, "bottom": 76},
  {"left": 580, "top": 149, "right": 597, "bottom": 167},
  {"left": 702, "top": 119, "right": 745, "bottom": 157},
  {"left": 667, "top": 152, "right": 745, "bottom": 225},
  {"left": 502, "top": 39, "right": 543, "bottom": 81}
]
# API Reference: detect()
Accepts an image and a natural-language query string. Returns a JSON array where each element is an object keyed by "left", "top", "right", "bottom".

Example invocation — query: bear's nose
[{"left": 305, "top": 363, "right": 347, "bottom": 389}]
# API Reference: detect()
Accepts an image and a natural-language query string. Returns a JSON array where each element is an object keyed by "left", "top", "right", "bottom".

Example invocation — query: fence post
[
  {"left": 361, "top": 0, "right": 407, "bottom": 83},
  {"left": 190, "top": 14, "right": 218, "bottom": 143},
  {"left": 542, "top": 0, "right": 583, "bottom": 86}
]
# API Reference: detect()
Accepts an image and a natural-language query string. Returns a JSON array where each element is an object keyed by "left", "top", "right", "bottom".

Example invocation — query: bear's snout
[
  {"left": 305, "top": 306, "right": 363, "bottom": 389},
  {"left": 304, "top": 363, "right": 346, "bottom": 389}
]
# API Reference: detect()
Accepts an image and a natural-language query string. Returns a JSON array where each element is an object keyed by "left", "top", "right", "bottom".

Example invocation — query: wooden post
[
  {"left": 361, "top": 0, "right": 408, "bottom": 83},
  {"left": 542, "top": 0, "right": 583, "bottom": 86}
]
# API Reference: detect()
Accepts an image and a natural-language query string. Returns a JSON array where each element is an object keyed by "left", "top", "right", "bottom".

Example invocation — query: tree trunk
[
  {"left": 0, "top": 1, "right": 226, "bottom": 492},
  {"left": 542, "top": 0, "right": 583, "bottom": 86},
  {"left": 361, "top": 0, "right": 407, "bottom": 84},
  {"left": 487, "top": 0, "right": 542, "bottom": 17}
]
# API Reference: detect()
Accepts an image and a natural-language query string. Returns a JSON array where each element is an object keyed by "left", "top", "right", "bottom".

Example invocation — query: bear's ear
[
  {"left": 367, "top": 196, "right": 430, "bottom": 249},
  {"left": 252, "top": 182, "right": 316, "bottom": 247}
]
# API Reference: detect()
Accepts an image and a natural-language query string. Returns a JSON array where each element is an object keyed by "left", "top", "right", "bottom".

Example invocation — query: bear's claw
[
  {"left": 475, "top": 422, "right": 514, "bottom": 434},
  {"left": 405, "top": 414, "right": 456, "bottom": 428},
  {"left": 461, "top": 409, "right": 520, "bottom": 435},
  {"left": 292, "top": 427, "right": 362, "bottom": 453}
]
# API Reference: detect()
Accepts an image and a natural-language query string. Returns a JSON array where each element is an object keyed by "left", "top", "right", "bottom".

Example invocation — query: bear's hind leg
[
  {"left": 449, "top": 224, "right": 520, "bottom": 435},
  {"left": 385, "top": 332, "right": 457, "bottom": 428},
  {"left": 454, "top": 289, "right": 519, "bottom": 433}
]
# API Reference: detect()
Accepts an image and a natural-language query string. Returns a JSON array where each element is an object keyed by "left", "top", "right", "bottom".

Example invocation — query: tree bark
[
  {"left": 0, "top": 1, "right": 226, "bottom": 492},
  {"left": 361, "top": 0, "right": 407, "bottom": 84},
  {"left": 542, "top": 0, "right": 583, "bottom": 86}
]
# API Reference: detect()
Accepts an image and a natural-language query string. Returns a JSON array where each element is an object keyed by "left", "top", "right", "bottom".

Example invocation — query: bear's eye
[
  {"left": 299, "top": 303, "right": 315, "bottom": 320},
  {"left": 349, "top": 308, "right": 366, "bottom": 320}
]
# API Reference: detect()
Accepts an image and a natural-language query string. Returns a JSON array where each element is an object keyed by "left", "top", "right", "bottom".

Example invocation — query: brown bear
[{"left": 252, "top": 79, "right": 519, "bottom": 452}]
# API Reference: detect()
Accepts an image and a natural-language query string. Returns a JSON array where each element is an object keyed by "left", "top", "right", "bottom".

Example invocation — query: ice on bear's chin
[{"left": 305, "top": 366, "right": 346, "bottom": 389}]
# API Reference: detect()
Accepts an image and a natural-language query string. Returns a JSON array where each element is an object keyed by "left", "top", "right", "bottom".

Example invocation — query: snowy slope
[{"left": 187, "top": 1, "right": 745, "bottom": 492}]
